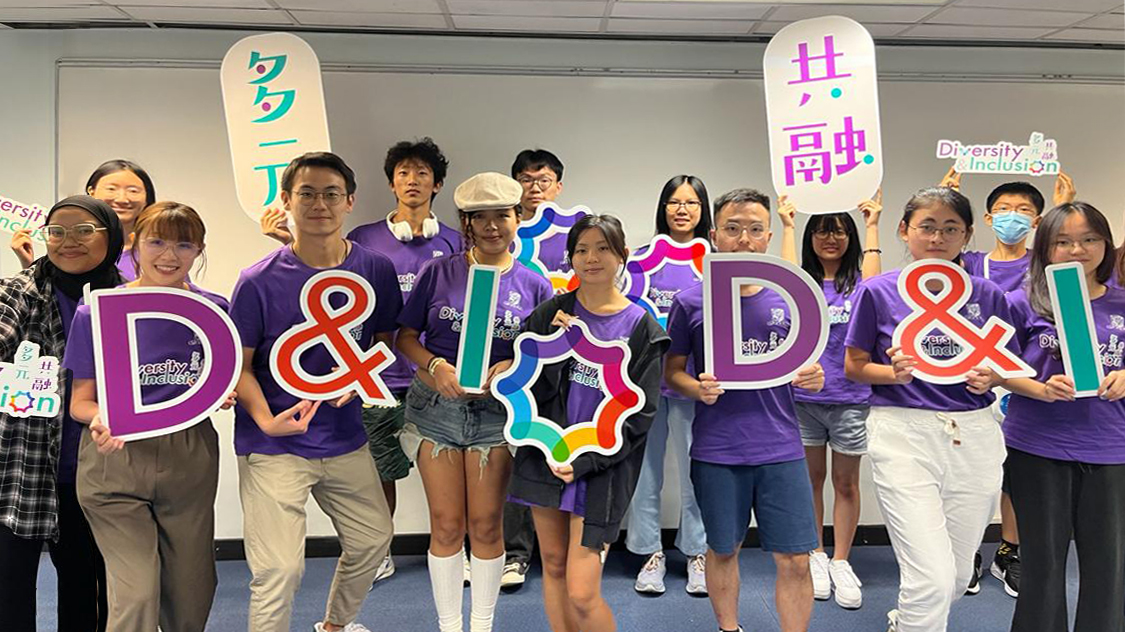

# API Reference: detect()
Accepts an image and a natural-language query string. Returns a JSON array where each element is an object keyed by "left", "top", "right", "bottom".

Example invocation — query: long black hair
[
  {"left": 1027, "top": 202, "right": 1116, "bottom": 323},
  {"left": 655, "top": 175, "right": 712, "bottom": 241},
  {"left": 802, "top": 212, "right": 863, "bottom": 296}
]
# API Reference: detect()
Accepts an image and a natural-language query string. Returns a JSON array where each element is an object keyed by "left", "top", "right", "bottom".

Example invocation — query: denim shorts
[
  {"left": 796, "top": 402, "right": 870, "bottom": 455},
  {"left": 691, "top": 458, "right": 819, "bottom": 555},
  {"left": 400, "top": 377, "right": 509, "bottom": 462}
]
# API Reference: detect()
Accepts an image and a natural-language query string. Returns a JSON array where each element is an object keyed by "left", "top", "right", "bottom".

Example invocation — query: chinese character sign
[
  {"left": 221, "top": 32, "right": 331, "bottom": 222},
  {"left": 764, "top": 16, "right": 883, "bottom": 215},
  {"left": 0, "top": 342, "right": 61, "bottom": 419}
]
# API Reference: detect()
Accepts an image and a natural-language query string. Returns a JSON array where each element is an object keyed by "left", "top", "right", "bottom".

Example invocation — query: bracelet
[
  {"left": 427, "top": 357, "right": 447, "bottom": 377},
  {"left": 863, "top": 248, "right": 882, "bottom": 254}
]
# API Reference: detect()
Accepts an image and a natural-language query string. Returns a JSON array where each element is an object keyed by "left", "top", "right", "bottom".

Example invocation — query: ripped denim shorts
[{"left": 400, "top": 377, "right": 510, "bottom": 462}]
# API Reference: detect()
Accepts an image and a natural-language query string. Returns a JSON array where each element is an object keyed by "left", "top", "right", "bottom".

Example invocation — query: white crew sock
[
  {"left": 469, "top": 553, "right": 505, "bottom": 632},
  {"left": 428, "top": 550, "right": 465, "bottom": 632}
]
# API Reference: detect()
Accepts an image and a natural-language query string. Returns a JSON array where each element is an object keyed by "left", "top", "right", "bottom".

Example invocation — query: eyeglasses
[
  {"left": 1052, "top": 236, "right": 1104, "bottom": 251},
  {"left": 666, "top": 200, "right": 702, "bottom": 211},
  {"left": 94, "top": 184, "right": 145, "bottom": 201},
  {"left": 293, "top": 190, "right": 346, "bottom": 207},
  {"left": 991, "top": 205, "right": 1037, "bottom": 216},
  {"left": 812, "top": 228, "right": 848, "bottom": 240},
  {"left": 516, "top": 176, "right": 557, "bottom": 190},
  {"left": 140, "top": 238, "right": 201, "bottom": 258},
  {"left": 908, "top": 224, "right": 966, "bottom": 239},
  {"left": 41, "top": 223, "right": 107, "bottom": 244},
  {"left": 719, "top": 224, "right": 768, "bottom": 241}
]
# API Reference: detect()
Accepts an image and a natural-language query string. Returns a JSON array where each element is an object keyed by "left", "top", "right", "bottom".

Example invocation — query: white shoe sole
[
  {"left": 990, "top": 562, "right": 1019, "bottom": 598},
  {"left": 634, "top": 582, "right": 666, "bottom": 594},
  {"left": 834, "top": 593, "right": 862, "bottom": 609},
  {"left": 813, "top": 586, "right": 831, "bottom": 600}
]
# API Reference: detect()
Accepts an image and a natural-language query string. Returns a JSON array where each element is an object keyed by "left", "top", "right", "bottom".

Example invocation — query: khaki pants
[
  {"left": 238, "top": 446, "right": 393, "bottom": 632},
  {"left": 77, "top": 421, "right": 220, "bottom": 632}
]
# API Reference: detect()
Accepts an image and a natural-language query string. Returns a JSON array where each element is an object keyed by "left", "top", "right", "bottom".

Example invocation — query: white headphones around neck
[{"left": 387, "top": 211, "right": 440, "bottom": 242}]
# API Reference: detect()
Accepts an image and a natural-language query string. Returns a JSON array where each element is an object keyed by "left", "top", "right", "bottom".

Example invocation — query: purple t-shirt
[
  {"left": 1003, "top": 288, "right": 1125, "bottom": 464},
  {"left": 844, "top": 269, "right": 1016, "bottom": 412},
  {"left": 229, "top": 244, "right": 402, "bottom": 459},
  {"left": 116, "top": 252, "right": 137, "bottom": 282},
  {"left": 633, "top": 242, "right": 703, "bottom": 399},
  {"left": 539, "top": 232, "right": 571, "bottom": 276},
  {"left": 53, "top": 288, "right": 82, "bottom": 484},
  {"left": 347, "top": 219, "right": 462, "bottom": 392},
  {"left": 961, "top": 250, "right": 1028, "bottom": 295},
  {"left": 796, "top": 280, "right": 871, "bottom": 406},
  {"left": 666, "top": 283, "right": 804, "bottom": 466},
  {"left": 558, "top": 300, "right": 646, "bottom": 514},
  {"left": 398, "top": 255, "right": 553, "bottom": 367}
]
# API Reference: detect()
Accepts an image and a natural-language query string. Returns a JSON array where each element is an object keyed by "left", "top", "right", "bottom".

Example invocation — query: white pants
[{"left": 867, "top": 406, "right": 1004, "bottom": 632}]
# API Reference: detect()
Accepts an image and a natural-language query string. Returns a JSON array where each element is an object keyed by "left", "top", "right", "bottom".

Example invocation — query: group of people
[{"left": 0, "top": 140, "right": 1120, "bottom": 632}]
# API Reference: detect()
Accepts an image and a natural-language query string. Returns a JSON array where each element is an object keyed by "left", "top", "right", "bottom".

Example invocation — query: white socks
[
  {"left": 469, "top": 554, "right": 505, "bottom": 632},
  {"left": 428, "top": 550, "right": 464, "bottom": 632}
]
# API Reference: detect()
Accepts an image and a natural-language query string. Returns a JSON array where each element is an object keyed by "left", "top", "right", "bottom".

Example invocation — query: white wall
[{"left": 1, "top": 28, "right": 1123, "bottom": 541}]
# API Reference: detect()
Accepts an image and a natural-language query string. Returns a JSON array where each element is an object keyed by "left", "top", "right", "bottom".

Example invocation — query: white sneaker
[
  {"left": 463, "top": 549, "right": 471, "bottom": 586},
  {"left": 634, "top": 552, "right": 667, "bottom": 594},
  {"left": 314, "top": 623, "right": 372, "bottom": 632},
  {"left": 500, "top": 559, "right": 528, "bottom": 588},
  {"left": 828, "top": 559, "right": 862, "bottom": 609},
  {"left": 886, "top": 609, "right": 900, "bottom": 632},
  {"left": 809, "top": 551, "right": 831, "bottom": 600},
  {"left": 369, "top": 555, "right": 395, "bottom": 589},
  {"left": 686, "top": 554, "right": 708, "bottom": 595}
]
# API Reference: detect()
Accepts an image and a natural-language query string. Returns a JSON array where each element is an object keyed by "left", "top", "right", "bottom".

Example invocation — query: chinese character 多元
[
  {"left": 248, "top": 51, "right": 288, "bottom": 84},
  {"left": 254, "top": 162, "right": 289, "bottom": 207}
]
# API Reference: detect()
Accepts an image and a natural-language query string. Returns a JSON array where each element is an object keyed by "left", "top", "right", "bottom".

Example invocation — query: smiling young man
[{"left": 231, "top": 151, "right": 402, "bottom": 632}]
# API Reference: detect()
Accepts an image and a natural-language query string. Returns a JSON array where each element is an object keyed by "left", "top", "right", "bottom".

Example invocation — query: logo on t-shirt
[
  {"left": 965, "top": 302, "right": 982, "bottom": 323},
  {"left": 828, "top": 300, "right": 853, "bottom": 325},
  {"left": 505, "top": 291, "right": 522, "bottom": 308},
  {"left": 648, "top": 287, "right": 678, "bottom": 310},
  {"left": 1109, "top": 314, "right": 1125, "bottom": 331},
  {"left": 742, "top": 331, "right": 785, "bottom": 356},
  {"left": 432, "top": 250, "right": 444, "bottom": 258},
  {"left": 1102, "top": 334, "right": 1125, "bottom": 368},
  {"left": 569, "top": 361, "right": 600, "bottom": 389},
  {"left": 767, "top": 308, "right": 786, "bottom": 326},
  {"left": 398, "top": 272, "right": 416, "bottom": 293},
  {"left": 137, "top": 353, "right": 202, "bottom": 387}
]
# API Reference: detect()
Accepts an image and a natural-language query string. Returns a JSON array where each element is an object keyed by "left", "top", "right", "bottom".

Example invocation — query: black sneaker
[
  {"left": 990, "top": 551, "right": 1020, "bottom": 598},
  {"left": 965, "top": 551, "right": 982, "bottom": 595}
]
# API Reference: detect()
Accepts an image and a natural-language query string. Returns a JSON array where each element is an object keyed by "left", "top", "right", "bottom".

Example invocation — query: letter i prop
[
  {"left": 1047, "top": 262, "right": 1105, "bottom": 397},
  {"left": 457, "top": 265, "right": 502, "bottom": 393}
]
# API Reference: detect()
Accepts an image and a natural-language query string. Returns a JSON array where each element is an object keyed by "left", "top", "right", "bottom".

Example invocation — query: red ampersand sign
[
  {"left": 891, "top": 259, "right": 1034, "bottom": 385},
  {"left": 269, "top": 270, "right": 397, "bottom": 405}
]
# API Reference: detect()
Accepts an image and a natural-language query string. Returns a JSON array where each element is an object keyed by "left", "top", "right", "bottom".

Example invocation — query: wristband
[
  {"left": 428, "top": 357, "right": 447, "bottom": 377},
  {"left": 863, "top": 248, "right": 882, "bottom": 254}
]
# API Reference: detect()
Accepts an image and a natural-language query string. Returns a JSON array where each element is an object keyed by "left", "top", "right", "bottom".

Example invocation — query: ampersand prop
[
  {"left": 891, "top": 259, "right": 1034, "bottom": 384},
  {"left": 269, "top": 270, "right": 396, "bottom": 406}
]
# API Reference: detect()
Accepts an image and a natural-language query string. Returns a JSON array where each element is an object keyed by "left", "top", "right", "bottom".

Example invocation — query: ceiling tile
[
  {"left": 611, "top": 1, "right": 770, "bottom": 20},
  {"left": 118, "top": 6, "right": 292, "bottom": 24},
  {"left": 291, "top": 10, "right": 447, "bottom": 28},
  {"left": 926, "top": 7, "right": 1093, "bottom": 28},
  {"left": 0, "top": 6, "right": 126, "bottom": 21},
  {"left": 1073, "top": 13, "right": 1125, "bottom": 29},
  {"left": 451, "top": 14, "right": 602, "bottom": 31},
  {"left": 951, "top": 0, "right": 1122, "bottom": 13},
  {"left": 1044, "top": 27, "right": 1125, "bottom": 42},
  {"left": 0, "top": 0, "right": 103, "bottom": 6},
  {"left": 754, "top": 20, "right": 909, "bottom": 36},
  {"left": 606, "top": 17, "right": 755, "bottom": 33},
  {"left": 114, "top": 0, "right": 271, "bottom": 7},
  {"left": 448, "top": 1, "right": 606, "bottom": 18},
  {"left": 274, "top": 0, "right": 441, "bottom": 12},
  {"left": 767, "top": 4, "right": 939, "bottom": 24},
  {"left": 897, "top": 23, "right": 1055, "bottom": 39}
]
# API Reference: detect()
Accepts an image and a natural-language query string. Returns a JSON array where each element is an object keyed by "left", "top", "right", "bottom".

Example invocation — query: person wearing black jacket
[{"left": 509, "top": 215, "right": 669, "bottom": 632}]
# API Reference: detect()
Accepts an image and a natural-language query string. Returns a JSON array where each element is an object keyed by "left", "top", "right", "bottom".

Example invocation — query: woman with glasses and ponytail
[
  {"left": 844, "top": 187, "right": 1016, "bottom": 632},
  {"left": 65, "top": 201, "right": 234, "bottom": 632}
]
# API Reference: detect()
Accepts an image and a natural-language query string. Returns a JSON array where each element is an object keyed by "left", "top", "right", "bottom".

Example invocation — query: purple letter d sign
[
  {"left": 702, "top": 253, "right": 828, "bottom": 389},
  {"left": 90, "top": 287, "right": 241, "bottom": 441}
]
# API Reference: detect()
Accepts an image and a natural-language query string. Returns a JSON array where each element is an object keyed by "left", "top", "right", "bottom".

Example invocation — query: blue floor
[{"left": 36, "top": 543, "right": 1078, "bottom": 631}]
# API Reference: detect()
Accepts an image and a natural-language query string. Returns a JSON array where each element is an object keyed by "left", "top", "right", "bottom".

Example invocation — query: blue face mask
[{"left": 991, "top": 212, "right": 1033, "bottom": 245}]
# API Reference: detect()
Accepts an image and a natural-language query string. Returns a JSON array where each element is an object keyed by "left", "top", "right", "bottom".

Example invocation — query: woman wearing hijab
[{"left": 0, "top": 195, "right": 123, "bottom": 631}]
